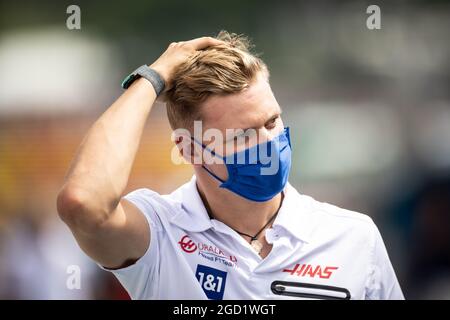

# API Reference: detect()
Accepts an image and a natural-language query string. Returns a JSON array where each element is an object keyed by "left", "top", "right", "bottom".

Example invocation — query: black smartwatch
[{"left": 121, "top": 65, "right": 165, "bottom": 96}]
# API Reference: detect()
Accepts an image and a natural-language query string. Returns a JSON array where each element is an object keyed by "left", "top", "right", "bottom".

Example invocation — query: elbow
[
  {"left": 56, "top": 186, "right": 107, "bottom": 232},
  {"left": 57, "top": 186, "right": 88, "bottom": 223}
]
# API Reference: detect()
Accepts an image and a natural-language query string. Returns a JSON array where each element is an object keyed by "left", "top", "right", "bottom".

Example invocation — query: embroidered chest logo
[
  {"left": 179, "top": 235, "right": 198, "bottom": 253},
  {"left": 283, "top": 263, "right": 339, "bottom": 279},
  {"left": 178, "top": 234, "right": 238, "bottom": 268}
]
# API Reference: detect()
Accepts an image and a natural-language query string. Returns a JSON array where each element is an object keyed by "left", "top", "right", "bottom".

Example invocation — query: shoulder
[
  {"left": 122, "top": 178, "right": 197, "bottom": 225},
  {"left": 121, "top": 187, "right": 184, "bottom": 229},
  {"left": 124, "top": 187, "right": 183, "bottom": 210},
  {"left": 287, "top": 185, "right": 378, "bottom": 243},
  {"left": 308, "top": 195, "right": 374, "bottom": 227}
]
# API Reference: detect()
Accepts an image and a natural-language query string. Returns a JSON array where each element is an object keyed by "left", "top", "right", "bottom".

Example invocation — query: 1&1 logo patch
[{"left": 195, "top": 264, "right": 227, "bottom": 300}]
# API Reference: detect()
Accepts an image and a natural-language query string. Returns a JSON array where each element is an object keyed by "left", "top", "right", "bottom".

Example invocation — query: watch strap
[{"left": 121, "top": 65, "right": 165, "bottom": 96}]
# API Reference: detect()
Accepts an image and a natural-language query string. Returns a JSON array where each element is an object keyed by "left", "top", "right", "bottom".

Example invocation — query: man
[{"left": 57, "top": 31, "right": 404, "bottom": 300}]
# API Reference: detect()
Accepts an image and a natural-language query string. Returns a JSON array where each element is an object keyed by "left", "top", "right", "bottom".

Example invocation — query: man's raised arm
[{"left": 56, "top": 37, "right": 223, "bottom": 269}]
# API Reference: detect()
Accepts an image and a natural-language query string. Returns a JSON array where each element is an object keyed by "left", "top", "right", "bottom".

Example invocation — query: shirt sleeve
[
  {"left": 365, "top": 222, "right": 405, "bottom": 300},
  {"left": 97, "top": 188, "right": 163, "bottom": 299}
]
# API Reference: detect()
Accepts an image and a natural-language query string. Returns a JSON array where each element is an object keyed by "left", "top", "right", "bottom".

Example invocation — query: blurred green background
[{"left": 0, "top": 0, "right": 449, "bottom": 299}]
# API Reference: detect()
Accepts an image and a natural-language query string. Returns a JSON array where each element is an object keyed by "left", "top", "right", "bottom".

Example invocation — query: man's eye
[{"left": 265, "top": 117, "right": 278, "bottom": 129}]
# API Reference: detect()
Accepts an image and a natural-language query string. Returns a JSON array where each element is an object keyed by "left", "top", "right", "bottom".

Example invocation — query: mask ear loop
[
  {"left": 284, "top": 127, "right": 292, "bottom": 149},
  {"left": 191, "top": 137, "right": 226, "bottom": 184}
]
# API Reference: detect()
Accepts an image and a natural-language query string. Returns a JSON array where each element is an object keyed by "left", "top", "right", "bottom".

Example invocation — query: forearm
[{"left": 59, "top": 78, "right": 156, "bottom": 219}]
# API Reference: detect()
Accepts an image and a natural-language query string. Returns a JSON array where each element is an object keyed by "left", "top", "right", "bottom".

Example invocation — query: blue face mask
[{"left": 192, "top": 127, "right": 292, "bottom": 202}]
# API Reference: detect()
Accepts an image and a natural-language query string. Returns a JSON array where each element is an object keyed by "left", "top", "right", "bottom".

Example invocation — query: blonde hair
[{"left": 165, "top": 30, "right": 269, "bottom": 130}]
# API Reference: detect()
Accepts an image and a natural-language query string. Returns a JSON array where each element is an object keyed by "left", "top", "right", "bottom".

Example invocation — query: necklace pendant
[{"left": 250, "top": 239, "right": 263, "bottom": 254}]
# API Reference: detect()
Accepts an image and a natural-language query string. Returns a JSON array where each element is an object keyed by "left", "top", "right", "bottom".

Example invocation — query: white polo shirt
[{"left": 100, "top": 176, "right": 404, "bottom": 300}]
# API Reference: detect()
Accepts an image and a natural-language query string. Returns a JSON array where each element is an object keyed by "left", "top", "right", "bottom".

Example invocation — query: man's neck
[{"left": 195, "top": 177, "right": 282, "bottom": 237}]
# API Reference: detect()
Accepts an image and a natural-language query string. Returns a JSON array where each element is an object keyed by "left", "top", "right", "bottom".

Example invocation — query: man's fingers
[
  {"left": 186, "top": 36, "right": 224, "bottom": 51},
  {"left": 153, "top": 36, "right": 225, "bottom": 86}
]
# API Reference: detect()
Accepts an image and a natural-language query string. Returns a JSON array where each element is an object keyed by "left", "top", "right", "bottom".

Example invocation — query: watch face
[{"left": 121, "top": 73, "right": 137, "bottom": 89}]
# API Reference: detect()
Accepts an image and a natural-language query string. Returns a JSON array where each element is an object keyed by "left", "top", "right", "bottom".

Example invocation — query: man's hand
[{"left": 150, "top": 37, "right": 224, "bottom": 89}]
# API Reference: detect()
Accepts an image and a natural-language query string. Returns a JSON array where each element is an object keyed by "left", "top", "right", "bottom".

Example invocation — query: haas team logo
[{"left": 179, "top": 235, "right": 197, "bottom": 253}]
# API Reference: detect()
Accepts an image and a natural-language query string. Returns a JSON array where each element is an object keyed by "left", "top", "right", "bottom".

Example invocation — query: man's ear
[{"left": 173, "top": 131, "right": 203, "bottom": 166}]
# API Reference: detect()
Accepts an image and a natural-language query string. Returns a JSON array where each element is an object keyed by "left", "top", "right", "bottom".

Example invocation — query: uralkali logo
[{"left": 178, "top": 235, "right": 238, "bottom": 267}]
